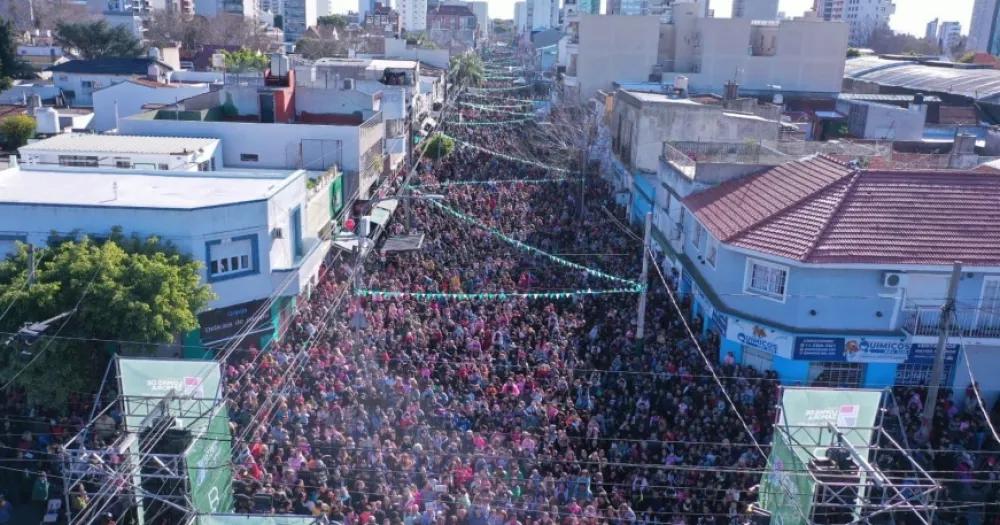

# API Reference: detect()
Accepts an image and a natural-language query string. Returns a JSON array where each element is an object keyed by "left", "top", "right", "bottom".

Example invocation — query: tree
[
  {"left": 865, "top": 27, "right": 938, "bottom": 56},
  {"left": 204, "top": 14, "right": 274, "bottom": 50},
  {"left": 0, "top": 18, "right": 30, "bottom": 82},
  {"left": 223, "top": 48, "right": 268, "bottom": 72},
  {"left": 449, "top": 51, "right": 484, "bottom": 87},
  {"left": 424, "top": 132, "right": 454, "bottom": 159},
  {"left": 846, "top": 48, "right": 861, "bottom": 58},
  {"left": 295, "top": 37, "right": 347, "bottom": 60},
  {"left": 1, "top": 115, "right": 35, "bottom": 149},
  {"left": 404, "top": 31, "right": 437, "bottom": 49},
  {"left": 55, "top": 20, "right": 144, "bottom": 59},
  {"left": 0, "top": 232, "right": 214, "bottom": 406},
  {"left": 144, "top": 11, "right": 212, "bottom": 51},
  {"left": 317, "top": 14, "right": 348, "bottom": 28}
]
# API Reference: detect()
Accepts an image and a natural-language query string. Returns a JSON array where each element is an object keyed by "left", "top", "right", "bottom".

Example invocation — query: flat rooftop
[
  {"left": 0, "top": 167, "right": 297, "bottom": 210},
  {"left": 20, "top": 134, "right": 219, "bottom": 156}
]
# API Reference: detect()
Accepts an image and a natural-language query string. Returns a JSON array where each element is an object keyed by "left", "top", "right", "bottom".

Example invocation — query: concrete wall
[
  {"left": 576, "top": 15, "right": 660, "bottom": 101},
  {"left": 383, "top": 38, "right": 450, "bottom": 69},
  {"left": 837, "top": 99, "right": 926, "bottom": 141},
  {"left": 19, "top": 146, "right": 221, "bottom": 171},
  {"left": 52, "top": 72, "right": 139, "bottom": 107},
  {"left": 92, "top": 82, "right": 210, "bottom": 132}
]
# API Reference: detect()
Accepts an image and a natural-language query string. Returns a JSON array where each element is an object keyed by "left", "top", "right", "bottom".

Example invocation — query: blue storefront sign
[
  {"left": 793, "top": 337, "right": 958, "bottom": 365},
  {"left": 711, "top": 310, "right": 728, "bottom": 335}
]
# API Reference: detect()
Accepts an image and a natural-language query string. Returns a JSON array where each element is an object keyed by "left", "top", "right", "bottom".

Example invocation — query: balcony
[{"left": 901, "top": 305, "right": 1000, "bottom": 340}]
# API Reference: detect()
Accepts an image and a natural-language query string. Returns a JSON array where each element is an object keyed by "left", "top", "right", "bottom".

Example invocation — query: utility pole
[
  {"left": 636, "top": 211, "right": 652, "bottom": 341},
  {"left": 921, "top": 261, "right": 962, "bottom": 435},
  {"left": 26, "top": 243, "right": 35, "bottom": 287}
]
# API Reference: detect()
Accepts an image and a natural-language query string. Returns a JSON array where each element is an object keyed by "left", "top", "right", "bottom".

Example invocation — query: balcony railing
[{"left": 902, "top": 305, "right": 1000, "bottom": 339}]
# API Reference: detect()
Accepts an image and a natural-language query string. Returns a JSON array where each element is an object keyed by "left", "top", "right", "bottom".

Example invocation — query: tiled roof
[{"left": 683, "top": 156, "right": 1000, "bottom": 265}]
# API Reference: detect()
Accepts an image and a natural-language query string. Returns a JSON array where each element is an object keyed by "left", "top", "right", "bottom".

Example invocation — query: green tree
[
  {"left": 54, "top": 20, "right": 144, "bottom": 59},
  {"left": 404, "top": 31, "right": 438, "bottom": 49},
  {"left": 424, "top": 132, "right": 454, "bottom": 159},
  {"left": 449, "top": 51, "right": 485, "bottom": 87},
  {"left": 846, "top": 48, "right": 861, "bottom": 58},
  {"left": 0, "top": 18, "right": 30, "bottom": 82},
  {"left": 1, "top": 115, "right": 35, "bottom": 149},
  {"left": 223, "top": 48, "right": 268, "bottom": 72},
  {"left": 317, "top": 14, "right": 348, "bottom": 28},
  {"left": 0, "top": 232, "right": 214, "bottom": 406}
]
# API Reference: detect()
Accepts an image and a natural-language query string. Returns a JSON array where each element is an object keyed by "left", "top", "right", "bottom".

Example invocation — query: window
[
  {"left": 241, "top": 153, "right": 260, "bottom": 162},
  {"left": 58, "top": 155, "right": 98, "bottom": 167},
  {"left": 745, "top": 259, "right": 788, "bottom": 300},
  {"left": 692, "top": 221, "right": 704, "bottom": 249},
  {"left": 808, "top": 362, "right": 864, "bottom": 388},
  {"left": 705, "top": 237, "right": 718, "bottom": 268},
  {"left": 158, "top": 164, "right": 169, "bottom": 170},
  {"left": 206, "top": 236, "right": 256, "bottom": 280},
  {"left": 895, "top": 363, "right": 955, "bottom": 387},
  {"left": 114, "top": 158, "right": 132, "bottom": 169}
]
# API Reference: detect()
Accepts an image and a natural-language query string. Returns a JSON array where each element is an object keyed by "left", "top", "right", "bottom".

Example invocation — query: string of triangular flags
[{"left": 441, "top": 133, "right": 572, "bottom": 172}]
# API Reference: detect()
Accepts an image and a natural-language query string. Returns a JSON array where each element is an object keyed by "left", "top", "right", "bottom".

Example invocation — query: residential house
[
  {"left": 813, "top": 0, "right": 894, "bottom": 47},
  {"left": 48, "top": 56, "right": 175, "bottom": 107},
  {"left": 427, "top": 4, "right": 478, "bottom": 52},
  {"left": 0, "top": 155, "right": 335, "bottom": 352},
  {"left": 667, "top": 154, "right": 1000, "bottom": 399},
  {"left": 118, "top": 56, "right": 385, "bottom": 204},
  {"left": 365, "top": 3, "right": 402, "bottom": 35},
  {"left": 18, "top": 134, "right": 222, "bottom": 171},
  {"left": 91, "top": 78, "right": 212, "bottom": 132}
]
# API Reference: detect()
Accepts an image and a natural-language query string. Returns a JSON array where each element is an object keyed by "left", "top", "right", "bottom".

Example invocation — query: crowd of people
[{"left": 3, "top": 52, "right": 1000, "bottom": 525}]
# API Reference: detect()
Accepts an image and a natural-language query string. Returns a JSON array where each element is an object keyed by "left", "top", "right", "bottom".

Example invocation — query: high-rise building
[
  {"left": 938, "top": 21, "right": 962, "bottom": 52},
  {"left": 468, "top": 1, "right": 489, "bottom": 40},
  {"left": 812, "top": 0, "right": 894, "bottom": 47},
  {"left": 358, "top": 0, "right": 376, "bottom": 19},
  {"left": 526, "top": 0, "right": 556, "bottom": 30},
  {"left": 514, "top": 0, "right": 527, "bottom": 32},
  {"left": 282, "top": 0, "right": 316, "bottom": 41},
  {"left": 607, "top": 0, "right": 676, "bottom": 20},
  {"left": 969, "top": 0, "right": 1000, "bottom": 54},
  {"left": 399, "top": 0, "right": 427, "bottom": 31},
  {"left": 732, "top": 0, "right": 778, "bottom": 20},
  {"left": 925, "top": 17, "right": 938, "bottom": 40}
]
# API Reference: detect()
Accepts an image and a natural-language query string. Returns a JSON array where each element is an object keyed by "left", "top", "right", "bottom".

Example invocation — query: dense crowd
[{"left": 3, "top": 54, "right": 1000, "bottom": 525}]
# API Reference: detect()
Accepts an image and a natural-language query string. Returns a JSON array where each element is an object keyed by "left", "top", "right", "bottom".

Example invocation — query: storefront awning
[{"left": 367, "top": 199, "right": 399, "bottom": 226}]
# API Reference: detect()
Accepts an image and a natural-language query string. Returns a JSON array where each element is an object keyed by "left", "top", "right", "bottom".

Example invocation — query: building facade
[
  {"left": 559, "top": 15, "right": 660, "bottom": 101},
  {"left": 925, "top": 17, "right": 938, "bottom": 40},
  {"left": 813, "top": 0, "right": 895, "bottom": 46},
  {"left": 732, "top": 0, "right": 778, "bottom": 20},
  {"left": 0, "top": 160, "right": 335, "bottom": 351},
  {"left": 283, "top": 0, "right": 318, "bottom": 42},
  {"left": 399, "top": 0, "right": 428, "bottom": 32},
  {"left": 655, "top": 155, "right": 1000, "bottom": 397},
  {"left": 427, "top": 4, "right": 477, "bottom": 51},
  {"left": 514, "top": 1, "right": 528, "bottom": 32},
  {"left": 937, "top": 21, "right": 962, "bottom": 52},
  {"left": 969, "top": 0, "right": 1000, "bottom": 54}
]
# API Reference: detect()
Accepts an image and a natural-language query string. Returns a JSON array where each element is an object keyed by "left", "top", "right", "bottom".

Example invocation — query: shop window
[
  {"left": 742, "top": 346, "right": 774, "bottom": 372},
  {"left": 895, "top": 363, "right": 955, "bottom": 387},
  {"left": 808, "top": 362, "right": 864, "bottom": 388},
  {"left": 58, "top": 155, "right": 98, "bottom": 167}
]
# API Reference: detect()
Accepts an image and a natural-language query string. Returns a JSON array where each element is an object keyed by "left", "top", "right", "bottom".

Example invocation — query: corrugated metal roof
[
  {"left": 20, "top": 134, "right": 219, "bottom": 155},
  {"left": 845, "top": 57, "right": 1000, "bottom": 102}
]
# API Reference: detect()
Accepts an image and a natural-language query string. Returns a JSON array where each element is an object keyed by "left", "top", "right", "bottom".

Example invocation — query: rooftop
[
  {"left": 311, "top": 58, "right": 418, "bottom": 71},
  {"left": 48, "top": 57, "right": 174, "bottom": 75},
  {"left": 683, "top": 155, "right": 1000, "bottom": 266},
  {"left": 845, "top": 56, "right": 1000, "bottom": 103},
  {"left": 20, "top": 134, "right": 219, "bottom": 156},
  {"left": 0, "top": 167, "right": 297, "bottom": 210}
]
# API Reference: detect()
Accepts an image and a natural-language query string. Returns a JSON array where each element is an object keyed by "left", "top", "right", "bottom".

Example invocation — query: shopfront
[
  {"left": 792, "top": 336, "right": 960, "bottom": 388},
  {"left": 722, "top": 316, "right": 797, "bottom": 376}
]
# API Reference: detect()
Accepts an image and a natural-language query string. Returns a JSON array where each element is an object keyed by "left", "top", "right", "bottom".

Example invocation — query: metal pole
[
  {"left": 26, "top": 243, "right": 34, "bottom": 286},
  {"left": 636, "top": 211, "right": 652, "bottom": 341},
  {"left": 921, "top": 261, "right": 962, "bottom": 435}
]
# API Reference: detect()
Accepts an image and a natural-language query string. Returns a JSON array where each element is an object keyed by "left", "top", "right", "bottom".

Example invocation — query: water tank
[
  {"left": 35, "top": 107, "right": 59, "bottom": 135},
  {"left": 270, "top": 53, "right": 289, "bottom": 76},
  {"left": 674, "top": 75, "right": 689, "bottom": 93},
  {"left": 773, "top": 93, "right": 784, "bottom": 105}
]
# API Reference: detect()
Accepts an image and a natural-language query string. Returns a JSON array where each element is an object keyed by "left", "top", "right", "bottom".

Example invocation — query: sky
[{"left": 332, "top": 0, "right": 976, "bottom": 37}]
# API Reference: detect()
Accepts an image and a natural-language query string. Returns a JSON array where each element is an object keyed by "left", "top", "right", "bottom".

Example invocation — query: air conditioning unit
[{"left": 882, "top": 272, "right": 907, "bottom": 288}]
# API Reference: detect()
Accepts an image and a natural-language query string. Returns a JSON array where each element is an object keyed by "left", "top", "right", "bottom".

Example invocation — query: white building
[
  {"left": 0, "top": 160, "right": 334, "bottom": 349},
  {"left": 526, "top": 0, "right": 558, "bottom": 30},
  {"left": 399, "top": 0, "right": 427, "bottom": 32},
  {"left": 937, "top": 21, "right": 962, "bottom": 52},
  {"left": 118, "top": 75, "right": 386, "bottom": 202},
  {"left": 732, "top": 0, "right": 778, "bottom": 20},
  {"left": 813, "top": 0, "right": 894, "bottom": 47},
  {"left": 468, "top": 1, "right": 489, "bottom": 41},
  {"left": 925, "top": 17, "right": 938, "bottom": 40},
  {"left": 514, "top": 1, "right": 527, "bottom": 32},
  {"left": 48, "top": 56, "right": 175, "bottom": 107},
  {"left": 659, "top": 5, "right": 849, "bottom": 95},
  {"left": 91, "top": 79, "right": 211, "bottom": 132},
  {"left": 18, "top": 134, "right": 222, "bottom": 171},
  {"left": 283, "top": 0, "right": 318, "bottom": 42}
]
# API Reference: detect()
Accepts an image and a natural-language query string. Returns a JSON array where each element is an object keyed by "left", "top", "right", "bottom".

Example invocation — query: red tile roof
[{"left": 683, "top": 155, "right": 1000, "bottom": 265}]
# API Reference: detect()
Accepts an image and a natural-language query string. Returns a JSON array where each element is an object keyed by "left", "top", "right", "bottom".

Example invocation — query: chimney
[{"left": 724, "top": 80, "right": 739, "bottom": 101}]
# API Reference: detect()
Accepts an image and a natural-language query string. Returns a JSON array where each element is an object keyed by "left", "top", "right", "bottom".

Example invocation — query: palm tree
[{"left": 449, "top": 52, "right": 485, "bottom": 88}]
